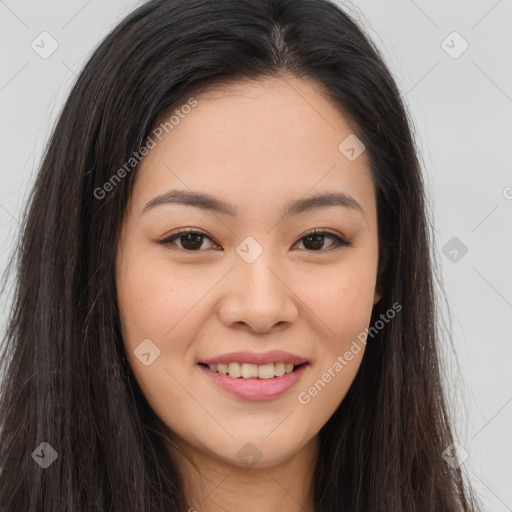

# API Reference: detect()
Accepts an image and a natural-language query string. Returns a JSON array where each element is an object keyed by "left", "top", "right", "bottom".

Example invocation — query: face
[{"left": 116, "top": 75, "right": 382, "bottom": 470}]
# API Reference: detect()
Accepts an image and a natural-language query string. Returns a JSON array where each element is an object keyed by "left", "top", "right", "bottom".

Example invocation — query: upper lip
[{"left": 199, "top": 350, "right": 308, "bottom": 366}]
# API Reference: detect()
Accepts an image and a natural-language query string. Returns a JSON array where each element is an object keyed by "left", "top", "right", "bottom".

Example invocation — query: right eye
[{"left": 159, "top": 228, "right": 221, "bottom": 252}]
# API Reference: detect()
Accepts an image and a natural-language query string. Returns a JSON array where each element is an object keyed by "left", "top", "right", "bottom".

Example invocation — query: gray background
[{"left": 1, "top": 1, "right": 511, "bottom": 509}]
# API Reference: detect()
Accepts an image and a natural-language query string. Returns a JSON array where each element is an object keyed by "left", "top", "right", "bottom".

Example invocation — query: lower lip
[{"left": 198, "top": 363, "right": 308, "bottom": 401}]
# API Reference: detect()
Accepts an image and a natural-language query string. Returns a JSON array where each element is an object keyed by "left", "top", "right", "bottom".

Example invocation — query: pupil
[
  {"left": 304, "top": 234, "right": 324, "bottom": 251},
  {"left": 182, "top": 233, "right": 203, "bottom": 250}
]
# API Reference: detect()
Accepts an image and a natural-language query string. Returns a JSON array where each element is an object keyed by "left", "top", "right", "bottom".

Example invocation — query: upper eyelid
[{"left": 162, "top": 227, "right": 343, "bottom": 239}]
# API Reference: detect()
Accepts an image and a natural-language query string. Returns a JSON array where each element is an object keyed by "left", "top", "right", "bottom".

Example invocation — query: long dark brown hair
[{"left": 0, "top": 0, "right": 481, "bottom": 510}]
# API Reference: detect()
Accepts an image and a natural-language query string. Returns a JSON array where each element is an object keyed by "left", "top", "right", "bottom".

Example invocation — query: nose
[{"left": 217, "top": 251, "right": 299, "bottom": 334}]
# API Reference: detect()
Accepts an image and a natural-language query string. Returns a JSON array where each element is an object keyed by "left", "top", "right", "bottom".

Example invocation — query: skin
[{"left": 116, "top": 74, "right": 382, "bottom": 512}]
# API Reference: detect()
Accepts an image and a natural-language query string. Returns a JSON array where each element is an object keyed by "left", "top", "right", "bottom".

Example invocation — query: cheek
[
  {"left": 296, "top": 254, "right": 377, "bottom": 342},
  {"left": 116, "top": 252, "right": 194, "bottom": 413},
  {"left": 116, "top": 250, "right": 195, "bottom": 343},
  {"left": 292, "top": 256, "right": 376, "bottom": 409}
]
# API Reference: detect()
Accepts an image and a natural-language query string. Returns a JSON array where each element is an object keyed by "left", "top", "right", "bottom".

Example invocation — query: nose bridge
[
  {"left": 234, "top": 233, "right": 285, "bottom": 296},
  {"left": 218, "top": 236, "right": 297, "bottom": 331},
  {"left": 237, "top": 244, "right": 281, "bottom": 295}
]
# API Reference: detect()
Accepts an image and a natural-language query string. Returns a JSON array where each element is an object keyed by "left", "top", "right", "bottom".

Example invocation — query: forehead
[{"left": 131, "top": 75, "right": 377, "bottom": 226}]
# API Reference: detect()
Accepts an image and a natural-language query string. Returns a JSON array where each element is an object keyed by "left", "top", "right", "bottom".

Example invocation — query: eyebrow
[{"left": 142, "top": 189, "right": 366, "bottom": 221}]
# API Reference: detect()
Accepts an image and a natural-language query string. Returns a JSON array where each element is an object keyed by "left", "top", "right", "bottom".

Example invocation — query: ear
[
  {"left": 373, "top": 244, "right": 388, "bottom": 305},
  {"left": 373, "top": 281, "right": 382, "bottom": 305}
]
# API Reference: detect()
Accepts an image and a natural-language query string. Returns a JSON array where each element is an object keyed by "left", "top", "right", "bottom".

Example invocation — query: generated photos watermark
[
  {"left": 94, "top": 97, "right": 198, "bottom": 200},
  {"left": 297, "top": 301, "right": 402, "bottom": 405}
]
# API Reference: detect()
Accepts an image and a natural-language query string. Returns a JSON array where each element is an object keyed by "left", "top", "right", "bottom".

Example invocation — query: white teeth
[
  {"left": 228, "top": 362, "right": 242, "bottom": 378},
  {"left": 258, "top": 363, "right": 275, "bottom": 380},
  {"left": 206, "top": 362, "right": 301, "bottom": 379},
  {"left": 274, "top": 362, "right": 285, "bottom": 376},
  {"left": 241, "top": 363, "right": 259, "bottom": 378}
]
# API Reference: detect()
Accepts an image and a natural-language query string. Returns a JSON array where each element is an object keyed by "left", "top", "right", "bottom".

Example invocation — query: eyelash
[{"left": 158, "top": 228, "right": 352, "bottom": 253}]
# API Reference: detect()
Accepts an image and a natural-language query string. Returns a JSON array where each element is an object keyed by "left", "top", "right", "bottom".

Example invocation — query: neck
[{"left": 167, "top": 435, "right": 319, "bottom": 512}]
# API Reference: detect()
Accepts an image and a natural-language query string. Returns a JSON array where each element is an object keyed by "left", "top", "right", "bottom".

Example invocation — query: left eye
[
  {"left": 159, "top": 228, "right": 351, "bottom": 253},
  {"left": 295, "top": 229, "right": 351, "bottom": 251}
]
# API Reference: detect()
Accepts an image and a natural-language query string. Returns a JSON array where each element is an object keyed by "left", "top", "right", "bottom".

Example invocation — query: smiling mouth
[{"left": 198, "top": 362, "right": 308, "bottom": 380}]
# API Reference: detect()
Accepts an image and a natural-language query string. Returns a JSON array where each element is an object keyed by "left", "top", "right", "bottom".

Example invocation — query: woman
[{"left": 0, "top": 0, "right": 481, "bottom": 510}]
